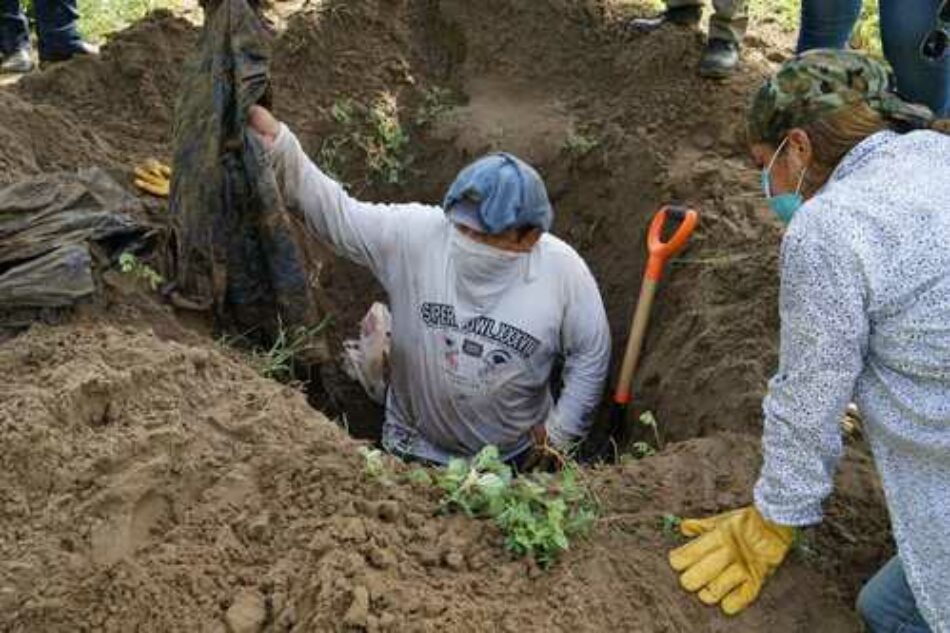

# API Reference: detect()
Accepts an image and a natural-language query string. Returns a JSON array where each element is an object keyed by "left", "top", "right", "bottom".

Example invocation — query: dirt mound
[{"left": 0, "top": 323, "right": 886, "bottom": 632}]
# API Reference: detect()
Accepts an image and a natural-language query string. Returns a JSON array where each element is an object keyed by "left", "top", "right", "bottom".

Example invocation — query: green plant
[
  {"left": 851, "top": 3, "right": 884, "bottom": 59},
  {"left": 360, "top": 446, "right": 388, "bottom": 479},
  {"left": 405, "top": 467, "right": 434, "bottom": 485},
  {"left": 331, "top": 98, "right": 355, "bottom": 126},
  {"left": 415, "top": 86, "right": 454, "bottom": 127},
  {"left": 118, "top": 252, "right": 164, "bottom": 290},
  {"left": 746, "top": 0, "right": 883, "bottom": 57},
  {"left": 564, "top": 129, "right": 601, "bottom": 159},
  {"left": 437, "top": 446, "right": 598, "bottom": 567},
  {"left": 255, "top": 317, "right": 330, "bottom": 382},
  {"left": 639, "top": 411, "right": 663, "bottom": 451},
  {"left": 791, "top": 528, "right": 819, "bottom": 561},
  {"left": 363, "top": 92, "right": 410, "bottom": 185},
  {"left": 75, "top": 0, "right": 182, "bottom": 43},
  {"left": 317, "top": 134, "right": 349, "bottom": 181},
  {"left": 631, "top": 441, "right": 656, "bottom": 458},
  {"left": 662, "top": 513, "right": 683, "bottom": 537},
  {"left": 319, "top": 94, "right": 411, "bottom": 187}
]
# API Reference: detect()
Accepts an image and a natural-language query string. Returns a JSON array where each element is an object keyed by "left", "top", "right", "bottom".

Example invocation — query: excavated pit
[{"left": 0, "top": 2, "right": 893, "bottom": 631}]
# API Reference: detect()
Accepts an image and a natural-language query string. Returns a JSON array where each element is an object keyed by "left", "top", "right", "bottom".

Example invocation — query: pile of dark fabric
[
  {"left": 169, "top": 0, "right": 327, "bottom": 358},
  {"left": 0, "top": 168, "right": 151, "bottom": 331}
]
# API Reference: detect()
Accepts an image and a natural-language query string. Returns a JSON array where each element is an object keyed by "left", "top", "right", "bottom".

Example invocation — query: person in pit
[{"left": 246, "top": 105, "right": 611, "bottom": 469}]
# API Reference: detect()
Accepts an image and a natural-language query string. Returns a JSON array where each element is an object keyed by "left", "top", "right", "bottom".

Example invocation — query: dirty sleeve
[
  {"left": 267, "top": 123, "right": 425, "bottom": 287},
  {"left": 753, "top": 216, "right": 868, "bottom": 526}
]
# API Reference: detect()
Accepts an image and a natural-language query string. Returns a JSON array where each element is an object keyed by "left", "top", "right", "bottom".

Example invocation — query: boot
[
  {"left": 698, "top": 38, "right": 739, "bottom": 79},
  {"left": 627, "top": 6, "right": 702, "bottom": 33},
  {"left": 40, "top": 40, "right": 100, "bottom": 64},
  {"left": 1, "top": 48, "right": 34, "bottom": 74}
]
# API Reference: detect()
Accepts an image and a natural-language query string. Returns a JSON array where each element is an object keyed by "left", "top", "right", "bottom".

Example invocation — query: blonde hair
[{"left": 799, "top": 102, "right": 893, "bottom": 192}]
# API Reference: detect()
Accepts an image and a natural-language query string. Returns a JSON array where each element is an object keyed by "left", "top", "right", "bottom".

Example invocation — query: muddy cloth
[
  {"left": 169, "top": 0, "right": 323, "bottom": 350},
  {"left": 0, "top": 168, "right": 146, "bottom": 314}
]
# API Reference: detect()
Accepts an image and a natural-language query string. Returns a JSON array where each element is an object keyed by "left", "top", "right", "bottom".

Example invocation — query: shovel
[{"left": 605, "top": 204, "right": 698, "bottom": 456}]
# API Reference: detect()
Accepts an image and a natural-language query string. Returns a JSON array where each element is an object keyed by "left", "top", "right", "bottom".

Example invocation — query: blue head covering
[{"left": 443, "top": 153, "right": 553, "bottom": 234}]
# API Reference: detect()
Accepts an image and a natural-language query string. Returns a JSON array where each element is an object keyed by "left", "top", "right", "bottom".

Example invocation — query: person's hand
[
  {"left": 520, "top": 423, "right": 566, "bottom": 472},
  {"left": 668, "top": 506, "right": 795, "bottom": 615},
  {"left": 133, "top": 159, "right": 171, "bottom": 197},
  {"left": 248, "top": 104, "right": 280, "bottom": 149}
]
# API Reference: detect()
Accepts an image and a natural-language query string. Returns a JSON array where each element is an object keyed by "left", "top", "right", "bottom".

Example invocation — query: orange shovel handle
[{"left": 644, "top": 206, "right": 699, "bottom": 282}]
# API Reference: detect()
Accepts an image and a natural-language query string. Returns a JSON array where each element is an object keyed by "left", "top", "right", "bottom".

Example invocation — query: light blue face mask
[{"left": 761, "top": 136, "right": 807, "bottom": 225}]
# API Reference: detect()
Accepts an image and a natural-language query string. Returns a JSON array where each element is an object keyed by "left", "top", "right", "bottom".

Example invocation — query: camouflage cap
[{"left": 748, "top": 49, "right": 934, "bottom": 144}]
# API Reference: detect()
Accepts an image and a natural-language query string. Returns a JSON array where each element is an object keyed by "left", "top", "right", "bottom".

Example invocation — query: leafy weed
[
  {"left": 437, "top": 446, "right": 598, "bottom": 567},
  {"left": 118, "top": 252, "right": 164, "bottom": 291}
]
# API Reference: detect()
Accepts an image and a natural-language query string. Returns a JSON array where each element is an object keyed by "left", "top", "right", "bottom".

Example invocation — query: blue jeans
[
  {"left": 797, "top": 0, "right": 950, "bottom": 116},
  {"left": 857, "top": 556, "right": 932, "bottom": 633},
  {"left": 0, "top": 0, "right": 81, "bottom": 59}
]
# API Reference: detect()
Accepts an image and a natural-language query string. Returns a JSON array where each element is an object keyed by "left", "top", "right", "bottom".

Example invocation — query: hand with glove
[
  {"left": 668, "top": 506, "right": 795, "bottom": 615},
  {"left": 134, "top": 159, "right": 171, "bottom": 197}
]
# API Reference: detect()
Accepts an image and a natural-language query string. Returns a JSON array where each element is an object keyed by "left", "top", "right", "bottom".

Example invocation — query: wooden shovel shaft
[{"left": 613, "top": 277, "right": 659, "bottom": 404}]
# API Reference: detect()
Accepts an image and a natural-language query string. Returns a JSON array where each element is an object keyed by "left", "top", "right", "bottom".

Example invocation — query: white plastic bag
[{"left": 341, "top": 302, "right": 392, "bottom": 404}]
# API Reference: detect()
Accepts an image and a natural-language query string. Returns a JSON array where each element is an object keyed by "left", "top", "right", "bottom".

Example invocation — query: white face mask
[{"left": 449, "top": 227, "right": 527, "bottom": 312}]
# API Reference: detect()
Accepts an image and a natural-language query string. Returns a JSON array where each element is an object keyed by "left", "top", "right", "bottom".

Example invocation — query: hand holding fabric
[{"left": 248, "top": 104, "right": 280, "bottom": 150}]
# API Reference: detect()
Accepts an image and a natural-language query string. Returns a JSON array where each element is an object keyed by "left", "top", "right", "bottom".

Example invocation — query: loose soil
[{"left": 0, "top": 1, "right": 892, "bottom": 631}]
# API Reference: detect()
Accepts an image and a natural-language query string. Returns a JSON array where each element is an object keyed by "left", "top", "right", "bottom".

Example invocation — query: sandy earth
[{"left": 0, "top": 1, "right": 893, "bottom": 631}]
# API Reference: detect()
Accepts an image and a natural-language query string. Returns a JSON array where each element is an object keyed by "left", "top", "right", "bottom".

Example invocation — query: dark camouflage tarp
[
  {"left": 170, "top": 0, "right": 325, "bottom": 355},
  {"left": 0, "top": 168, "right": 147, "bottom": 310}
]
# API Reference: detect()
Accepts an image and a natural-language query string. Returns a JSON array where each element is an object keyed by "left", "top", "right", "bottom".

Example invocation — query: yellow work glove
[
  {"left": 668, "top": 506, "right": 795, "bottom": 615},
  {"left": 133, "top": 159, "right": 171, "bottom": 197}
]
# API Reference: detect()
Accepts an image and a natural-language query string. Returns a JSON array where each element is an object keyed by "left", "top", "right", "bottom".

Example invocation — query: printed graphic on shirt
[
  {"left": 422, "top": 302, "right": 539, "bottom": 397},
  {"left": 462, "top": 339, "right": 484, "bottom": 358},
  {"left": 420, "top": 302, "right": 541, "bottom": 359}
]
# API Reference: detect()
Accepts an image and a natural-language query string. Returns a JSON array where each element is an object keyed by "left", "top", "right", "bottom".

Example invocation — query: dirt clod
[
  {"left": 343, "top": 585, "right": 371, "bottom": 628},
  {"left": 224, "top": 590, "right": 266, "bottom": 633}
]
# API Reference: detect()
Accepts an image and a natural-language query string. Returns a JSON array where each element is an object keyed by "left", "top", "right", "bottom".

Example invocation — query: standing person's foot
[
  {"left": 626, "top": 6, "right": 702, "bottom": 33},
  {"left": 1, "top": 49, "right": 34, "bottom": 74},
  {"left": 698, "top": 38, "right": 739, "bottom": 78},
  {"left": 40, "top": 41, "right": 100, "bottom": 64}
]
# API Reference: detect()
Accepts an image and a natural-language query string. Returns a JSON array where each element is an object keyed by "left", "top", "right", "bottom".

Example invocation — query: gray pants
[{"left": 667, "top": 0, "right": 748, "bottom": 44}]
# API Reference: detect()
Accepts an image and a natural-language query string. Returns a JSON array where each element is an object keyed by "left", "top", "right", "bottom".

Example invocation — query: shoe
[
  {"left": 627, "top": 6, "right": 702, "bottom": 33},
  {"left": 698, "top": 38, "right": 739, "bottom": 78},
  {"left": 1, "top": 48, "right": 34, "bottom": 74},
  {"left": 39, "top": 40, "right": 100, "bottom": 64}
]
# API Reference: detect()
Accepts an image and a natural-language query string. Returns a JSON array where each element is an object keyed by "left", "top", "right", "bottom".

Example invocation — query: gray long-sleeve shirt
[
  {"left": 268, "top": 125, "right": 610, "bottom": 464},
  {"left": 753, "top": 130, "right": 950, "bottom": 632}
]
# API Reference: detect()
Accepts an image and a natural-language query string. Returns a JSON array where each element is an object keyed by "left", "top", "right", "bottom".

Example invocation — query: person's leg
[
  {"left": 709, "top": 0, "right": 748, "bottom": 45},
  {"left": 696, "top": 0, "right": 744, "bottom": 77},
  {"left": 795, "top": 0, "right": 862, "bottom": 52},
  {"left": 880, "top": 0, "right": 950, "bottom": 116},
  {"left": 0, "top": 0, "right": 29, "bottom": 56},
  {"left": 856, "top": 556, "right": 933, "bottom": 633},
  {"left": 627, "top": 0, "right": 702, "bottom": 32},
  {"left": 33, "top": 0, "right": 83, "bottom": 61}
]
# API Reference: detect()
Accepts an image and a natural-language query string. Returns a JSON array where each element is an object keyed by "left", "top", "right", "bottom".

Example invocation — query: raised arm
[{"left": 249, "top": 105, "right": 431, "bottom": 283}]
